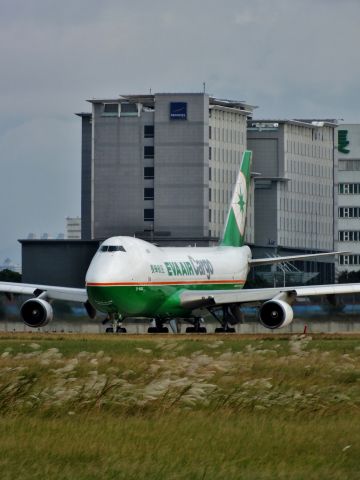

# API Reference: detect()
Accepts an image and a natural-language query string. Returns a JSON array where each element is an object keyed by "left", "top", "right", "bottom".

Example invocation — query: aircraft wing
[
  {"left": 180, "top": 283, "right": 360, "bottom": 309},
  {"left": 249, "top": 251, "right": 349, "bottom": 267},
  {"left": 0, "top": 281, "right": 87, "bottom": 303}
]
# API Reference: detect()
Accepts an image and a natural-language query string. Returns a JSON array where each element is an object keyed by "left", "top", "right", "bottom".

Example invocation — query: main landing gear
[
  {"left": 185, "top": 317, "right": 207, "bottom": 334},
  {"left": 104, "top": 313, "right": 127, "bottom": 333},
  {"left": 209, "top": 305, "right": 243, "bottom": 333},
  {"left": 148, "top": 318, "right": 169, "bottom": 333}
]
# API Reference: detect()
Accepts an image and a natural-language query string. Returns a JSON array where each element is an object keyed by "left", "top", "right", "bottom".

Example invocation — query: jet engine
[
  {"left": 20, "top": 298, "right": 53, "bottom": 328},
  {"left": 259, "top": 299, "right": 294, "bottom": 329}
]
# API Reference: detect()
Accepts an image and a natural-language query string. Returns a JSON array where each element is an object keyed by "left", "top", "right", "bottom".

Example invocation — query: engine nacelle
[
  {"left": 259, "top": 299, "right": 294, "bottom": 329},
  {"left": 20, "top": 298, "right": 53, "bottom": 328}
]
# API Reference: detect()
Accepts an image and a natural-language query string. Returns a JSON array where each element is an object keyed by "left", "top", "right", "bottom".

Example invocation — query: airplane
[{"left": 1, "top": 150, "right": 360, "bottom": 334}]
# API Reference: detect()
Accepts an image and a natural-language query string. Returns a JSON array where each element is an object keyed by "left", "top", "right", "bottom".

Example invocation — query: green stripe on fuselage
[{"left": 87, "top": 282, "right": 244, "bottom": 318}]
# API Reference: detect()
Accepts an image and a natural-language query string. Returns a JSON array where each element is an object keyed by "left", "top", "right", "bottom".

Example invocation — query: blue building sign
[{"left": 170, "top": 102, "right": 187, "bottom": 120}]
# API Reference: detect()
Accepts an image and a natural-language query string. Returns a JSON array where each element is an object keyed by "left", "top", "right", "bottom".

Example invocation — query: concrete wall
[
  {"left": 2, "top": 318, "right": 360, "bottom": 334},
  {"left": 80, "top": 114, "right": 92, "bottom": 240},
  {"left": 21, "top": 240, "right": 100, "bottom": 288},
  {"left": 208, "top": 106, "right": 250, "bottom": 241},
  {"left": 154, "top": 93, "right": 208, "bottom": 237},
  {"left": 253, "top": 182, "right": 278, "bottom": 247},
  {"left": 92, "top": 106, "right": 154, "bottom": 238}
]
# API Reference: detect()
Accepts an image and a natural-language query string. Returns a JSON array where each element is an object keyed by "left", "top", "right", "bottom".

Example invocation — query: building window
[
  {"left": 121, "top": 103, "right": 138, "bottom": 116},
  {"left": 144, "top": 125, "right": 154, "bottom": 138},
  {"left": 338, "top": 183, "right": 360, "bottom": 194},
  {"left": 144, "top": 188, "right": 154, "bottom": 200},
  {"left": 209, "top": 126, "right": 212, "bottom": 139},
  {"left": 209, "top": 209, "right": 212, "bottom": 222},
  {"left": 209, "top": 188, "right": 212, "bottom": 201},
  {"left": 209, "top": 147, "right": 212, "bottom": 160},
  {"left": 338, "top": 159, "right": 360, "bottom": 171},
  {"left": 340, "top": 255, "right": 360, "bottom": 266},
  {"left": 339, "top": 231, "right": 360, "bottom": 242},
  {"left": 209, "top": 167, "right": 212, "bottom": 181},
  {"left": 343, "top": 207, "right": 360, "bottom": 218},
  {"left": 144, "top": 146, "right": 154, "bottom": 159},
  {"left": 102, "top": 103, "right": 119, "bottom": 116},
  {"left": 144, "top": 209, "right": 154, "bottom": 221},
  {"left": 144, "top": 167, "right": 154, "bottom": 179}
]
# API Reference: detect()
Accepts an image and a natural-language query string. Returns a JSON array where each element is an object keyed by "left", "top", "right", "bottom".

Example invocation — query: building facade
[
  {"left": 248, "top": 119, "right": 336, "bottom": 253},
  {"left": 78, "top": 93, "right": 254, "bottom": 245},
  {"left": 334, "top": 124, "right": 360, "bottom": 273}
]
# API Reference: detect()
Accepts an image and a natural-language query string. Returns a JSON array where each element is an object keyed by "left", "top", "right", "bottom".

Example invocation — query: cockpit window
[{"left": 100, "top": 245, "right": 126, "bottom": 252}]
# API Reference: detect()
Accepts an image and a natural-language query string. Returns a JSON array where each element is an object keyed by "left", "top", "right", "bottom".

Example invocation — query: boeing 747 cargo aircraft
[{"left": 1, "top": 151, "right": 358, "bottom": 333}]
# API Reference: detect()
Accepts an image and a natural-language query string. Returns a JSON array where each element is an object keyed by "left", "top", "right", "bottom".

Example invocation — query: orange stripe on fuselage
[{"left": 86, "top": 279, "right": 246, "bottom": 287}]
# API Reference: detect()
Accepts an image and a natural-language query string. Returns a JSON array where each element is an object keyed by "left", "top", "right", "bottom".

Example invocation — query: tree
[
  {"left": 0, "top": 269, "right": 22, "bottom": 283},
  {"left": 337, "top": 270, "right": 360, "bottom": 284}
]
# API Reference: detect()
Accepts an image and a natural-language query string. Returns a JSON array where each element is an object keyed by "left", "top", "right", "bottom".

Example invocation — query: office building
[
  {"left": 248, "top": 119, "right": 336, "bottom": 252},
  {"left": 78, "top": 93, "right": 255, "bottom": 245},
  {"left": 334, "top": 124, "right": 360, "bottom": 273},
  {"left": 247, "top": 119, "right": 337, "bottom": 283}
]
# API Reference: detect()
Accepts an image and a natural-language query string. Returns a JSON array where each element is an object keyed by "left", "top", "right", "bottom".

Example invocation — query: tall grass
[{"left": 1, "top": 334, "right": 360, "bottom": 416}]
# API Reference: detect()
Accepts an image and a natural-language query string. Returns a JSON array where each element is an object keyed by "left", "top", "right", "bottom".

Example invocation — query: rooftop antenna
[
  {"left": 149, "top": 87, "right": 152, "bottom": 94},
  {"left": 203, "top": 82, "right": 206, "bottom": 93}
]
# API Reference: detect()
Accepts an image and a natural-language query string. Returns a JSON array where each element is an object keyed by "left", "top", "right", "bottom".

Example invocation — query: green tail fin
[{"left": 220, "top": 150, "right": 252, "bottom": 247}]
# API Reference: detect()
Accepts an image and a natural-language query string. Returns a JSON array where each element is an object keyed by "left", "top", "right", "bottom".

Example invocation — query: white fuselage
[{"left": 85, "top": 236, "right": 252, "bottom": 286}]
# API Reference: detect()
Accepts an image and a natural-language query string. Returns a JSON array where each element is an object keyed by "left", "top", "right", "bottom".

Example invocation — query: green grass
[
  {"left": 1, "top": 333, "right": 360, "bottom": 478},
  {"left": 0, "top": 413, "right": 359, "bottom": 479}
]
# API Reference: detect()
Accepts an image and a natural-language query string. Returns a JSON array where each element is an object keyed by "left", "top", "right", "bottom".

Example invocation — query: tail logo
[{"left": 232, "top": 172, "right": 247, "bottom": 237}]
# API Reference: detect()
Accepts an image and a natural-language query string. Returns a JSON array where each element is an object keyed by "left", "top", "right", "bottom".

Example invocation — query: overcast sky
[{"left": 0, "top": 0, "right": 359, "bottom": 263}]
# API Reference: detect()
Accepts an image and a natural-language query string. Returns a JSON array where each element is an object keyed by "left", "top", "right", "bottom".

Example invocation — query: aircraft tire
[
  {"left": 116, "top": 327, "right": 127, "bottom": 333},
  {"left": 186, "top": 326, "right": 207, "bottom": 333},
  {"left": 215, "top": 327, "right": 236, "bottom": 333},
  {"left": 105, "top": 327, "right": 114, "bottom": 333},
  {"left": 148, "top": 326, "right": 169, "bottom": 333}
]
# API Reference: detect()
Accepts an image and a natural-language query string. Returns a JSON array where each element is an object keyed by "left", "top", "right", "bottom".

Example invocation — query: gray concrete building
[
  {"left": 247, "top": 119, "right": 337, "bottom": 284},
  {"left": 334, "top": 124, "right": 360, "bottom": 274},
  {"left": 248, "top": 119, "right": 336, "bottom": 252},
  {"left": 78, "top": 93, "right": 254, "bottom": 245}
]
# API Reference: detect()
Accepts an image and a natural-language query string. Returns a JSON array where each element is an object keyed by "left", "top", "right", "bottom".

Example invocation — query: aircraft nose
[{"left": 85, "top": 256, "right": 103, "bottom": 285}]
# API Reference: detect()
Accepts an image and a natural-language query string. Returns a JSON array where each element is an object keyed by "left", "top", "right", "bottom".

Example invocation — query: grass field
[{"left": 1, "top": 333, "right": 360, "bottom": 479}]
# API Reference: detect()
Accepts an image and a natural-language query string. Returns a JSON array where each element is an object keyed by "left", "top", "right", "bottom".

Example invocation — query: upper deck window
[{"left": 100, "top": 245, "right": 126, "bottom": 252}]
